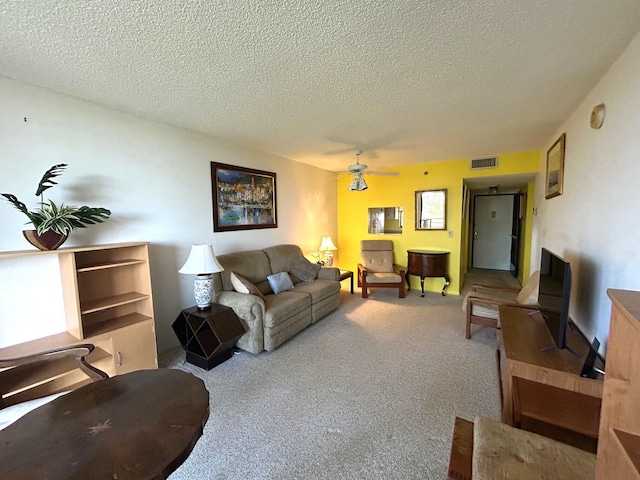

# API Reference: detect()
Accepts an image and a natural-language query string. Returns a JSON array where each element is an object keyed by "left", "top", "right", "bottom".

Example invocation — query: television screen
[{"left": 538, "top": 248, "right": 572, "bottom": 350}]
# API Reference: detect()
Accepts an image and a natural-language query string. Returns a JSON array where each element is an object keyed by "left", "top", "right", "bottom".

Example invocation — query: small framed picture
[
  {"left": 545, "top": 133, "right": 566, "bottom": 199},
  {"left": 211, "top": 162, "right": 277, "bottom": 232}
]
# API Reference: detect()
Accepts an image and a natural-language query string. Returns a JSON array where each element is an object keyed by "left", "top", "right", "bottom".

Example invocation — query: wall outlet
[{"left": 448, "top": 230, "right": 453, "bottom": 238}]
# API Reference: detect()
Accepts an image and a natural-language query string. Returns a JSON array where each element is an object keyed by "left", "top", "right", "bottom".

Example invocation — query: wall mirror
[
  {"left": 415, "top": 189, "right": 447, "bottom": 230},
  {"left": 368, "top": 207, "right": 403, "bottom": 235}
]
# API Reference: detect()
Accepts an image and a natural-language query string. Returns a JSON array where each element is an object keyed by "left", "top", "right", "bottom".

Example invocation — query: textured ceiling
[{"left": 1, "top": 1, "right": 639, "bottom": 172}]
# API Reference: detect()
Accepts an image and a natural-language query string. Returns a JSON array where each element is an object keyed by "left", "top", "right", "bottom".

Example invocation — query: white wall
[
  {"left": 532, "top": 30, "right": 640, "bottom": 352},
  {"left": 0, "top": 77, "right": 338, "bottom": 352}
]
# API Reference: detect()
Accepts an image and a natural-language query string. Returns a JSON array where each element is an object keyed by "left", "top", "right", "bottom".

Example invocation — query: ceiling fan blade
[
  {"left": 366, "top": 171, "right": 399, "bottom": 176},
  {"left": 324, "top": 147, "right": 357, "bottom": 156}
]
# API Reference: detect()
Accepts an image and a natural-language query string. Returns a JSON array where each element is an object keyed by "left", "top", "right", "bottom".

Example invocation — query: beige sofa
[{"left": 212, "top": 244, "right": 341, "bottom": 354}]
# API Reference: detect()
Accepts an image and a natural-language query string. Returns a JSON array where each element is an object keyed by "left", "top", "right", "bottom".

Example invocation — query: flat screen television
[{"left": 538, "top": 248, "right": 572, "bottom": 351}]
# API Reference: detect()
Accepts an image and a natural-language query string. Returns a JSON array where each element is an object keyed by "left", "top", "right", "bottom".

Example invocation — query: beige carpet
[{"left": 163, "top": 273, "right": 515, "bottom": 479}]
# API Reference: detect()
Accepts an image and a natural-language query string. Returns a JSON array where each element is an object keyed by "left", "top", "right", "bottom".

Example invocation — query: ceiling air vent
[{"left": 470, "top": 156, "right": 498, "bottom": 169}]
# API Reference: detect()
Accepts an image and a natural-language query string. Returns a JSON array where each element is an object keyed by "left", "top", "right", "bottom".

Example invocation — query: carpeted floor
[{"left": 163, "top": 270, "right": 519, "bottom": 479}]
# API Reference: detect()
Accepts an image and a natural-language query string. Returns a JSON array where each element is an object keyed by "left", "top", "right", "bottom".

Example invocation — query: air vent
[{"left": 470, "top": 156, "right": 498, "bottom": 169}]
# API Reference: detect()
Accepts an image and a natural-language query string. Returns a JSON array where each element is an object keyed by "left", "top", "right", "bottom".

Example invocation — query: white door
[{"left": 472, "top": 195, "right": 514, "bottom": 270}]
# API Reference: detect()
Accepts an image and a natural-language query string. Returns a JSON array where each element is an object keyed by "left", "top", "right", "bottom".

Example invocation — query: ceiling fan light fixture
[
  {"left": 347, "top": 150, "right": 369, "bottom": 191},
  {"left": 349, "top": 173, "right": 368, "bottom": 191}
]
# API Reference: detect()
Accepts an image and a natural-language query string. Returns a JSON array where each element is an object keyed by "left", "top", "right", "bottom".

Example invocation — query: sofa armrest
[
  {"left": 215, "top": 291, "right": 266, "bottom": 354},
  {"left": 317, "top": 266, "right": 340, "bottom": 281}
]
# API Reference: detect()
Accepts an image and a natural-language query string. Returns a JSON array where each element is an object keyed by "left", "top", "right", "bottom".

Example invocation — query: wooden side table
[
  {"left": 172, "top": 304, "right": 246, "bottom": 370},
  {"left": 0, "top": 369, "right": 208, "bottom": 479},
  {"left": 339, "top": 270, "right": 354, "bottom": 294},
  {"left": 406, "top": 249, "right": 450, "bottom": 296}
]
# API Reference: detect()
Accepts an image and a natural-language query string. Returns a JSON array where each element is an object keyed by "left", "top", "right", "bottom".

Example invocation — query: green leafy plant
[{"left": 1, "top": 164, "right": 111, "bottom": 235}]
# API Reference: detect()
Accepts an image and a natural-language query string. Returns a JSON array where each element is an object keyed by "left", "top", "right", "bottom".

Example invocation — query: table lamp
[
  {"left": 318, "top": 235, "right": 337, "bottom": 266},
  {"left": 179, "top": 244, "right": 224, "bottom": 310}
]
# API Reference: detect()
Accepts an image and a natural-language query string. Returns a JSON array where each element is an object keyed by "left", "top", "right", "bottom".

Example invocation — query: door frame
[{"left": 470, "top": 193, "right": 521, "bottom": 273}]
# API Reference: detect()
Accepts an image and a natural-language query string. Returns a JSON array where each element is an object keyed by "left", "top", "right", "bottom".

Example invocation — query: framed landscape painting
[
  {"left": 211, "top": 162, "right": 277, "bottom": 232},
  {"left": 545, "top": 133, "right": 566, "bottom": 199}
]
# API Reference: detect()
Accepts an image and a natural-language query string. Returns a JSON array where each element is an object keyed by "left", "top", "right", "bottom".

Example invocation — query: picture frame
[
  {"left": 211, "top": 162, "right": 277, "bottom": 232},
  {"left": 415, "top": 189, "right": 447, "bottom": 230},
  {"left": 545, "top": 133, "right": 566, "bottom": 199}
]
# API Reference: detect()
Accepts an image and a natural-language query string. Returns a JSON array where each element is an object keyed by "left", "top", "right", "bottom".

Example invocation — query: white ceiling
[{"left": 1, "top": 1, "right": 639, "bottom": 172}]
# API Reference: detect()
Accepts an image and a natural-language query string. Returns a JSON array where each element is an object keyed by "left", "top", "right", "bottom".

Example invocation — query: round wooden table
[{"left": 0, "top": 368, "right": 209, "bottom": 479}]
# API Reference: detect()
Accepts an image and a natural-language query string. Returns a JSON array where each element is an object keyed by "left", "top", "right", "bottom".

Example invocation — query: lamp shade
[
  {"left": 319, "top": 236, "right": 337, "bottom": 252},
  {"left": 179, "top": 244, "right": 224, "bottom": 274}
]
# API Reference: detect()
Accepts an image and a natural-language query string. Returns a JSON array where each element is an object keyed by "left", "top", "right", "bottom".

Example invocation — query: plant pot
[{"left": 23, "top": 230, "right": 68, "bottom": 251}]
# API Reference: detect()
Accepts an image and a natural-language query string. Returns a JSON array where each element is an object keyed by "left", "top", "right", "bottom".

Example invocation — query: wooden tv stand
[{"left": 498, "top": 305, "right": 603, "bottom": 448}]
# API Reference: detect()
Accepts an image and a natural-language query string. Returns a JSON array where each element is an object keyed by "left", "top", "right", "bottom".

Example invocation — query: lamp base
[
  {"left": 324, "top": 252, "right": 334, "bottom": 266},
  {"left": 193, "top": 274, "right": 213, "bottom": 310}
]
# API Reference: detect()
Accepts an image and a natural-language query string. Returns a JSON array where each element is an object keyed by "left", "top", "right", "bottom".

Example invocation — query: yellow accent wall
[{"left": 337, "top": 151, "right": 539, "bottom": 295}]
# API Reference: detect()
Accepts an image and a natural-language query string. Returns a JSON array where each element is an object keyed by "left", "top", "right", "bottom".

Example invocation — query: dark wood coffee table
[{"left": 0, "top": 368, "right": 209, "bottom": 479}]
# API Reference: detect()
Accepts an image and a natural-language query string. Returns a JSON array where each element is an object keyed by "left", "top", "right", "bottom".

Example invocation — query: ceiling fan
[{"left": 345, "top": 150, "right": 398, "bottom": 191}]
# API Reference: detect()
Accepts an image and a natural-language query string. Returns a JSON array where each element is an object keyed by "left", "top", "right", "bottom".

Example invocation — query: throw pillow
[
  {"left": 291, "top": 256, "right": 321, "bottom": 282},
  {"left": 230, "top": 272, "right": 265, "bottom": 300},
  {"left": 267, "top": 271, "right": 294, "bottom": 294}
]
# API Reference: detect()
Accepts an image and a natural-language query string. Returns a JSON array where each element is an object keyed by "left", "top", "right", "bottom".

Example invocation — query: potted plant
[{"left": 1, "top": 164, "right": 111, "bottom": 250}]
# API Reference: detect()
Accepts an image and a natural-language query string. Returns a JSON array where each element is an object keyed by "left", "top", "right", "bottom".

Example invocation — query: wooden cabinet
[
  {"left": 110, "top": 321, "right": 157, "bottom": 374},
  {"left": 498, "top": 304, "right": 603, "bottom": 451},
  {"left": 595, "top": 289, "right": 640, "bottom": 479},
  {"left": 0, "top": 242, "right": 157, "bottom": 396},
  {"left": 406, "top": 250, "right": 449, "bottom": 296}
]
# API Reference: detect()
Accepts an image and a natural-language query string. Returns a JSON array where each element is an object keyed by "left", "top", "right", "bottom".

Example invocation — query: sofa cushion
[
  {"left": 230, "top": 272, "right": 265, "bottom": 299},
  {"left": 263, "top": 291, "right": 311, "bottom": 328},
  {"left": 267, "top": 272, "right": 294, "bottom": 294},
  {"left": 291, "top": 256, "right": 321, "bottom": 282},
  {"left": 472, "top": 417, "right": 596, "bottom": 480},
  {"left": 292, "top": 279, "right": 341, "bottom": 304},
  {"left": 217, "top": 250, "right": 272, "bottom": 291},
  {"left": 364, "top": 272, "right": 403, "bottom": 284},
  {"left": 263, "top": 244, "right": 304, "bottom": 276}
]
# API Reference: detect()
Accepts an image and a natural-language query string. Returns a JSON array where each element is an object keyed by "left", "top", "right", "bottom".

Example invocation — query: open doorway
[
  {"left": 471, "top": 193, "right": 520, "bottom": 275},
  {"left": 462, "top": 174, "right": 534, "bottom": 286}
]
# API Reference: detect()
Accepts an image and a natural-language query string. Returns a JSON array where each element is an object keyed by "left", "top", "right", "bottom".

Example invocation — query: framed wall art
[
  {"left": 211, "top": 162, "right": 277, "bottom": 232},
  {"left": 545, "top": 133, "right": 566, "bottom": 199}
]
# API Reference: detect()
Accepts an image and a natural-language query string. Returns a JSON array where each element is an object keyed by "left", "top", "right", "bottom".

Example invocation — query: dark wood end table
[
  {"left": 339, "top": 270, "right": 354, "bottom": 294},
  {"left": 173, "top": 304, "right": 246, "bottom": 370},
  {"left": 0, "top": 369, "right": 209, "bottom": 480}
]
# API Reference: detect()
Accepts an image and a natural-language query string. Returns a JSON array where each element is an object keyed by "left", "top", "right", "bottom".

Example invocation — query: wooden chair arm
[
  {"left": 0, "top": 344, "right": 109, "bottom": 382},
  {"left": 357, "top": 264, "right": 367, "bottom": 287},
  {"left": 393, "top": 264, "right": 406, "bottom": 276},
  {"left": 467, "top": 296, "right": 523, "bottom": 310},
  {"left": 471, "top": 284, "right": 521, "bottom": 294},
  {"left": 448, "top": 417, "right": 474, "bottom": 480}
]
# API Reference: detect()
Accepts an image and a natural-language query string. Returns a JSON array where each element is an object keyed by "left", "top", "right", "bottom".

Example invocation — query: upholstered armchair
[
  {"left": 357, "top": 240, "right": 407, "bottom": 298},
  {"left": 462, "top": 270, "right": 540, "bottom": 339}
]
